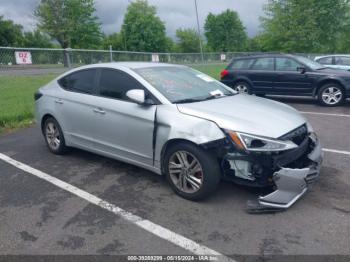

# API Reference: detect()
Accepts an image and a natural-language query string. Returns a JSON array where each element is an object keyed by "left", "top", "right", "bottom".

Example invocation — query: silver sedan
[{"left": 35, "top": 62, "right": 323, "bottom": 212}]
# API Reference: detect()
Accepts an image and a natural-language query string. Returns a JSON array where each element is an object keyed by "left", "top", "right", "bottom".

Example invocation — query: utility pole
[{"left": 194, "top": 0, "right": 204, "bottom": 63}]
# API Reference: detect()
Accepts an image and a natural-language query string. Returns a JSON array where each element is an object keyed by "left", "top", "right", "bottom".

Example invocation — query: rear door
[
  {"left": 92, "top": 68, "right": 157, "bottom": 167},
  {"left": 57, "top": 69, "right": 99, "bottom": 148},
  {"left": 248, "top": 57, "right": 275, "bottom": 93},
  {"left": 274, "top": 57, "right": 313, "bottom": 94},
  {"left": 223, "top": 58, "right": 255, "bottom": 86}
]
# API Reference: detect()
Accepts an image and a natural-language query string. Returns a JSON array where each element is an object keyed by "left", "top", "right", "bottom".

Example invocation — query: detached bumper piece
[{"left": 247, "top": 136, "right": 323, "bottom": 214}]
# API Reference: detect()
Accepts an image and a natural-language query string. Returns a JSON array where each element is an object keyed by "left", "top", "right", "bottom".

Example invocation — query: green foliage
[
  {"left": 22, "top": 30, "right": 53, "bottom": 48},
  {"left": 0, "top": 16, "right": 24, "bottom": 47},
  {"left": 259, "top": 0, "right": 350, "bottom": 53},
  {"left": 204, "top": 9, "right": 248, "bottom": 52},
  {"left": 121, "top": 0, "right": 167, "bottom": 52},
  {"left": 35, "top": 0, "right": 102, "bottom": 49},
  {"left": 0, "top": 74, "right": 57, "bottom": 132},
  {"left": 102, "top": 33, "right": 125, "bottom": 51},
  {"left": 165, "top": 36, "right": 176, "bottom": 52},
  {"left": 175, "top": 28, "right": 201, "bottom": 53}
]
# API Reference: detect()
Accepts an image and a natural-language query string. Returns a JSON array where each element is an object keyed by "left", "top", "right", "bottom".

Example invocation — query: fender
[
  {"left": 312, "top": 75, "right": 350, "bottom": 96},
  {"left": 154, "top": 104, "right": 225, "bottom": 171}
]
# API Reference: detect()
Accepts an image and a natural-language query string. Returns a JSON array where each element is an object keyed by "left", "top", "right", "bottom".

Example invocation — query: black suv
[{"left": 220, "top": 54, "right": 350, "bottom": 106}]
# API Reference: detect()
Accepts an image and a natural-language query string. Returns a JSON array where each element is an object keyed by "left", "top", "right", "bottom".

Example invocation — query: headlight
[
  {"left": 306, "top": 121, "right": 314, "bottom": 133},
  {"left": 226, "top": 130, "right": 298, "bottom": 152}
]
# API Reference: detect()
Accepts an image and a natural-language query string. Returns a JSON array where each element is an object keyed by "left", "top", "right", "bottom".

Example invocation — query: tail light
[
  {"left": 34, "top": 91, "right": 43, "bottom": 101},
  {"left": 220, "top": 69, "right": 229, "bottom": 78}
]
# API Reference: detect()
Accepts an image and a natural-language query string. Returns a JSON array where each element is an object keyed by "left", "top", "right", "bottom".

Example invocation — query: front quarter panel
[{"left": 154, "top": 104, "right": 225, "bottom": 170}]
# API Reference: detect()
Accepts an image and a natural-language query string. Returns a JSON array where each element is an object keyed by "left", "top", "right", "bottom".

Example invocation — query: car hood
[{"left": 177, "top": 95, "right": 307, "bottom": 139}]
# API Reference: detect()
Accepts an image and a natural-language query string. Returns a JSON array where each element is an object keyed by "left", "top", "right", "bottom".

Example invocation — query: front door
[
  {"left": 274, "top": 57, "right": 313, "bottom": 94},
  {"left": 92, "top": 68, "right": 157, "bottom": 167}
]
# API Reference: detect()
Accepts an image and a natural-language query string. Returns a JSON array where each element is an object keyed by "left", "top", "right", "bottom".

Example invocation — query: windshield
[
  {"left": 134, "top": 66, "right": 233, "bottom": 103},
  {"left": 295, "top": 56, "right": 325, "bottom": 70}
]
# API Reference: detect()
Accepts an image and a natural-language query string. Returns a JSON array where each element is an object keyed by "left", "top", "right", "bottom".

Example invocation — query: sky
[{"left": 0, "top": 0, "right": 266, "bottom": 38}]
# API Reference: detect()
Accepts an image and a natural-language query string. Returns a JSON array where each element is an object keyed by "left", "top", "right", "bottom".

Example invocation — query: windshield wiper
[
  {"left": 202, "top": 93, "right": 234, "bottom": 101},
  {"left": 174, "top": 92, "right": 234, "bottom": 104},
  {"left": 173, "top": 98, "right": 204, "bottom": 104}
]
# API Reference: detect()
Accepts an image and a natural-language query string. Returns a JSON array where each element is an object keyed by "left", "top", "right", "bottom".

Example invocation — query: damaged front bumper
[{"left": 250, "top": 135, "right": 323, "bottom": 212}]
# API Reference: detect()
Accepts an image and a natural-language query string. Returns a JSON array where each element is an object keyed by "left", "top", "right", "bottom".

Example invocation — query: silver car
[
  {"left": 35, "top": 62, "right": 323, "bottom": 212},
  {"left": 315, "top": 55, "right": 350, "bottom": 71}
]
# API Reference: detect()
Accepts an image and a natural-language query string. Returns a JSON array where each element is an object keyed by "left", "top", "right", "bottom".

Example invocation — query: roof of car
[
  {"left": 315, "top": 54, "right": 350, "bottom": 59},
  {"left": 76, "top": 62, "right": 183, "bottom": 70},
  {"left": 232, "top": 53, "right": 296, "bottom": 60}
]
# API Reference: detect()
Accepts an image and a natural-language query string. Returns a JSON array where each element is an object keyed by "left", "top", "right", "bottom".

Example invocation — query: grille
[{"left": 279, "top": 124, "right": 308, "bottom": 145}]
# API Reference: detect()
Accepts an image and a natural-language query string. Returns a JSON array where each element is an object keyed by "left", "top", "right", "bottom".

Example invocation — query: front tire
[
  {"left": 43, "top": 117, "right": 68, "bottom": 155},
  {"left": 317, "top": 83, "right": 345, "bottom": 106},
  {"left": 163, "top": 142, "right": 221, "bottom": 201}
]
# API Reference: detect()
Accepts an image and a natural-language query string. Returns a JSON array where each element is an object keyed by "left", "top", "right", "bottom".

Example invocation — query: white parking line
[
  {"left": 300, "top": 111, "right": 350, "bottom": 118},
  {"left": 323, "top": 148, "right": 350, "bottom": 156},
  {"left": 0, "top": 153, "right": 234, "bottom": 262}
]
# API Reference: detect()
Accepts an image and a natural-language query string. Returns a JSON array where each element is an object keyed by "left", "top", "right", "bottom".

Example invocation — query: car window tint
[
  {"left": 317, "top": 57, "right": 332, "bottom": 65},
  {"left": 59, "top": 69, "right": 96, "bottom": 94},
  {"left": 251, "top": 58, "right": 274, "bottom": 70},
  {"left": 276, "top": 58, "right": 301, "bottom": 71},
  {"left": 335, "top": 56, "right": 350, "bottom": 66},
  {"left": 229, "top": 59, "right": 254, "bottom": 70},
  {"left": 99, "top": 69, "right": 145, "bottom": 101}
]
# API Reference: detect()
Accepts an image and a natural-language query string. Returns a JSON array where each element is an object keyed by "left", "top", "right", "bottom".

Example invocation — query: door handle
[
  {"left": 55, "top": 99, "right": 63, "bottom": 104},
  {"left": 93, "top": 108, "right": 106, "bottom": 114}
]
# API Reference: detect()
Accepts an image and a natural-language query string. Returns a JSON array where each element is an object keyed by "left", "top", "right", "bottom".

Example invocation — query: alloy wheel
[
  {"left": 234, "top": 84, "right": 249, "bottom": 94},
  {"left": 322, "top": 86, "right": 343, "bottom": 105},
  {"left": 45, "top": 122, "right": 60, "bottom": 150},
  {"left": 168, "top": 151, "right": 203, "bottom": 193}
]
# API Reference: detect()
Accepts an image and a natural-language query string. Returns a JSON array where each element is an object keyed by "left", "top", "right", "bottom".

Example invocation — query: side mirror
[
  {"left": 126, "top": 89, "right": 146, "bottom": 104},
  {"left": 297, "top": 66, "right": 306, "bottom": 74}
]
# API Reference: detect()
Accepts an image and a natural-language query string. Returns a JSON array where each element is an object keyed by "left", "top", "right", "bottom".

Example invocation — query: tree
[
  {"left": 22, "top": 30, "right": 53, "bottom": 48},
  {"left": 175, "top": 28, "right": 200, "bottom": 53},
  {"left": 0, "top": 16, "right": 23, "bottom": 47},
  {"left": 35, "top": 0, "right": 102, "bottom": 49},
  {"left": 121, "top": 0, "right": 167, "bottom": 52},
  {"left": 204, "top": 10, "right": 248, "bottom": 52},
  {"left": 259, "top": 0, "right": 349, "bottom": 53},
  {"left": 101, "top": 33, "right": 125, "bottom": 51}
]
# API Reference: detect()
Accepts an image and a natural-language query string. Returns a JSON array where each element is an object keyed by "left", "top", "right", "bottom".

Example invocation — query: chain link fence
[{"left": 0, "top": 46, "right": 321, "bottom": 72}]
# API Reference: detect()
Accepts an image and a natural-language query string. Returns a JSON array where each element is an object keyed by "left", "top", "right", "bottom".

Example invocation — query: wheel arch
[
  {"left": 232, "top": 77, "right": 254, "bottom": 89},
  {"left": 41, "top": 113, "right": 56, "bottom": 134},
  {"left": 314, "top": 78, "right": 346, "bottom": 97},
  {"left": 160, "top": 138, "right": 200, "bottom": 174}
]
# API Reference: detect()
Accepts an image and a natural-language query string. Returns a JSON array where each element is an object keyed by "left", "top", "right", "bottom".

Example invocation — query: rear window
[
  {"left": 317, "top": 57, "right": 333, "bottom": 65},
  {"left": 251, "top": 57, "right": 274, "bottom": 71},
  {"left": 335, "top": 56, "right": 350, "bottom": 66},
  {"left": 229, "top": 59, "right": 254, "bottom": 70},
  {"left": 58, "top": 69, "right": 96, "bottom": 94}
]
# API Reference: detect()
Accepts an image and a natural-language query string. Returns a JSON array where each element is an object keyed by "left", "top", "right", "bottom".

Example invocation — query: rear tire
[
  {"left": 232, "top": 81, "right": 252, "bottom": 94},
  {"left": 43, "top": 117, "right": 68, "bottom": 155},
  {"left": 163, "top": 142, "right": 221, "bottom": 201},
  {"left": 317, "top": 83, "right": 345, "bottom": 106}
]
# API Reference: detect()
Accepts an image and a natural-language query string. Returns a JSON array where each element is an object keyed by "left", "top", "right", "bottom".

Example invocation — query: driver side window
[
  {"left": 276, "top": 58, "right": 301, "bottom": 71},
  {"left": 99, "top": 69, "right": 144, "bottom": 102}
]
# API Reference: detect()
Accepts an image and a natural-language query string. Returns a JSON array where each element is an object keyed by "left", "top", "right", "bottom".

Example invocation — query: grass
[
  {"left": 191, "top": 63, "right": 226, "bottom": 80},
  {"left": 0, "top": 63, "right": 226, "bottom": 134},
  {"left": 0, "top": 74, "right": 57, "bottom": 133}
]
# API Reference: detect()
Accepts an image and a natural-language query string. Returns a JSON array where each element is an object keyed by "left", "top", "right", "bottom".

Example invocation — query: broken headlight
[{"left": 226, "top": 130, "right": 298, "bottom": 152}]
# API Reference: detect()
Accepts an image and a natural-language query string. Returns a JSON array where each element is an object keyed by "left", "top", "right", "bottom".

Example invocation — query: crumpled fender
[{"left": 154, "top": 105, "right": 225, "bottom": 170}]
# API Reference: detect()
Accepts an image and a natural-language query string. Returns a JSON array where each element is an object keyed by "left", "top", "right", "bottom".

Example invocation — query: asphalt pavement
[{"left": 0, "top": 97, "right": 349, "bottom": 260}]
